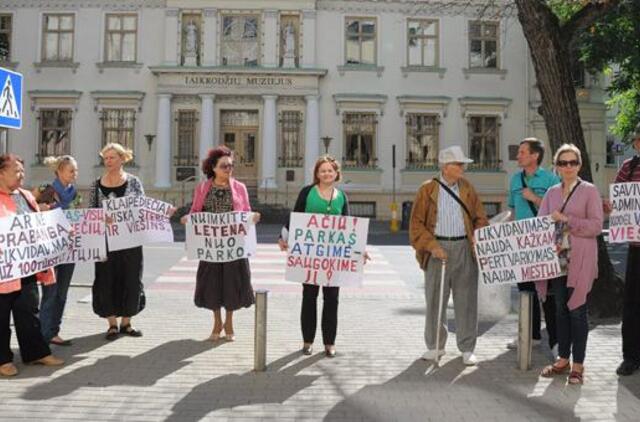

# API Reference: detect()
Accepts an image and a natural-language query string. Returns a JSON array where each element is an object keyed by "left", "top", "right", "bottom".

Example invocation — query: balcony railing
[
  {"left": 173, "top": 155, "right": 199, "bottom": 167},
  {"left": 342, "top": 157, "right": 379, "bottom": 169},
  {"left": 405, "top": 158, "right": 439, "bottom": 170},
  {"left": 467, "top": 159, "right": 503, "bottom": 171},
  {"left": 278, "top": 156, "right": 303, "bottom": 168}
]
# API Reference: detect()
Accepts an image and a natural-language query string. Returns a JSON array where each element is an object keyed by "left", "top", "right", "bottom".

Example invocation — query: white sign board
[
  {"left": 0, "top": 209, "right": 71, "bottom": 282},
  {"left": 60, "top": 208, "right": 107, "bottom": 264},
  {"left": 185, "top": 211, "right": 257, "bottom": 262},
  {"left": 103, "top": 196, "right": 174, "bottom": 251},
  {"left": 608, "top": 182, "right": 640, "bottom": 243},
  {"left": 285, "top": 212, "right": 369, "bottom": 287},
  {"left": 474, "top": 216, "right": 563, "bottom": 285}
]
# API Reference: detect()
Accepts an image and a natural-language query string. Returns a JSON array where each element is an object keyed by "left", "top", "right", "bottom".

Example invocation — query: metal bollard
[
  {"left": 254, "top": 289, "right": 268, "bottom": 372},
  {"left": 517, "top": 291, "right": 533, "bottom": 371}
]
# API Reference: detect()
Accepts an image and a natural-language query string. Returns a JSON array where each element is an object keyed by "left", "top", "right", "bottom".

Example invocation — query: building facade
[{"left": 0, "top": 0, "right": 615, "bottom": 218}]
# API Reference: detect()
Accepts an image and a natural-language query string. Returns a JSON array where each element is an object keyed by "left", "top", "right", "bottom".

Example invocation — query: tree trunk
[{"left": 514, "top": 0, "right": 623, "bottom": 319}]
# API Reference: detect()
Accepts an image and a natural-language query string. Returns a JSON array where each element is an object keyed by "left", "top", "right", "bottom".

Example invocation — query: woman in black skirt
[
  {"left": 89, "top": 143, "right": 146, "bottom": 341},
  {"left": 183, "top": 146, "right": 260, "bottom": 341}
]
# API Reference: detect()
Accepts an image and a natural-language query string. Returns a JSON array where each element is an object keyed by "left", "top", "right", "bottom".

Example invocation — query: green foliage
[{"left": 547, "top": 0, "right": 583, "bottom": 24}]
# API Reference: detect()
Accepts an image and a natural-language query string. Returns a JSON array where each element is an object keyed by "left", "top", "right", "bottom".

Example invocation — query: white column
[
  {"left": 302, "top": 10, "right": 317, "bottom": 68},
  {"left": 304, "top": 95, "right": 320, "bottom": 185},
  {"left": 199, "top": 94, "right": 215, "bottom": 167},
  {"left": 263, "top": 10, "right": 278, "bottom": 67},
  {"left": 202, "top": 8, "right": 218, "bottom": 66},
  {"left": 155, "top": 94, "right": 172, "bottom": 188},
  {"left": 261, "top": 95, "right": 278, "bottom": 189},
  {"left": 164, "top": 9, "right": 179, "bottom": 65}
]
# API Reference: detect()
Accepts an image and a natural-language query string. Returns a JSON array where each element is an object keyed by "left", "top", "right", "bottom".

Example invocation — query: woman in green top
[{"left": 279, "top": 156, "right": 350, "bottom": 357}]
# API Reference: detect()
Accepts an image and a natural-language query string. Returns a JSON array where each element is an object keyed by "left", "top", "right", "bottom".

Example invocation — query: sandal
[
  {"left": 568, "top": 369, "right": 584, "bottom": 385},
  {"left": 540, "top": 361, "right": 570, "bottom": 377},
  {"left": 105, "top": 325, "right": 119, "bottom": 341},
  {"left": 119, "top": 324, "right": 143, "bottom": 337}
]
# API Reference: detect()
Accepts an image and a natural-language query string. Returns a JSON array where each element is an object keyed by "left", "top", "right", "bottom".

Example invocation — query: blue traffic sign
[{"left": 0, "top": 67, "right": 23, "bottom": 130}]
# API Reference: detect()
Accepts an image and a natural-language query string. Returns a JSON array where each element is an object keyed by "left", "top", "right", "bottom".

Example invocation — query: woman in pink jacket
[
  {"left": 537, "top": 144, "right": 603, "bottom": 385},
  {"left": 183, "top": 146, "right": 260, "bottom": 341}
]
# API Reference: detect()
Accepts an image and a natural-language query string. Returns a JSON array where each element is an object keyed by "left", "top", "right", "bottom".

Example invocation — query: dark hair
[
  {"left": 520, "top": 138, "right": 545, "bottom": 165},
  {"left": 313, "top": 155, "right": 342, "bottom": 185},
  {"left": 202, "top": 146, "right": 233, "bottom": 179},
  {"left": 0, "top": 154, "right": 24, "bottom": 171}
]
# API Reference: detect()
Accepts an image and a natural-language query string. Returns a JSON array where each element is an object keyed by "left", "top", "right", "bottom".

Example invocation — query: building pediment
[{"left": 149, "top": 66, "right": 327, "bottom": 96}]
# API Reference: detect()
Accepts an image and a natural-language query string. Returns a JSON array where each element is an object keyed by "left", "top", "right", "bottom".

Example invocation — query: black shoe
[
  {"left": 119, "top": 324, "right": 143, "bottom": 337},
  {"left": 616, "top": 360, "right": 640, "bottom": 376},
  {"left": 105, "top": 326, "right": 119, "bottom": 341}
]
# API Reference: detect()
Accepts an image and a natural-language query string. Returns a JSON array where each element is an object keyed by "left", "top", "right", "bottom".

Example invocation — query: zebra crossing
[{"left": 150, "top": 244, "right": 411, "bottom": 296}]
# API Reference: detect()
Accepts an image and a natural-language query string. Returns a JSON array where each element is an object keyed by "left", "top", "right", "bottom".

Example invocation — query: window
[
  {"left": 280, "top": 15, "right": 300, "bottom": 68},
  {"left": 279, "top": 111, "right": 303, "bottom": 167},
  {"left": 221, "top": 15, "right": 259, "bottom": 66},
  {"left": 101, "top": 109, "right": 135, "bottom": 152},
  {"left": 469, "top": 21, "right": 498, "bottom": 68},
  {"left": 105, "top": 14, "right": 137, "bottom": 62},
  {"left": 344, "top": 112, "right": 377, "bottom": 167},
  {"left": 38, "top": 109, "right": 72, "bottom": 162},
  {"left": 0, "top": 14, "right": 11, "bottom": 62},
  {"left": 175, "top": 110, "right": 198, "bottom": 166},
  {"left": 345, "top": 18, "right": 376, "bottom": 65},
  {"left": 406, "top": 114, "right": 439, "bottom": 168},
  {"left": 468, "top": 116, "right": 500, "bottom": 169},
  {"left": 42, "top": 14, "right": 74, "bottom": 62},
  {"left": 407, "top": 19, "right": 438, "bottom": 67}
]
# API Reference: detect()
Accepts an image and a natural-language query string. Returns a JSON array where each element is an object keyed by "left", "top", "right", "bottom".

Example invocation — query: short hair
[
  {"left": 520, "top": 138, "right": 545, "bottom": 165},
  {"left": 202, "top": 146, "right": 233, "bottom": 179},
  {"left": 100, "top": 143, "right": 133, "bottom": 163},
  {"left": 312, "top": 155, "right": 342, "bottom": 185},
  {"left": 0, "top": 154, "right": 24, "bottom": 171},
  {"left": 43, "top": 155, "right": 77, "bottom": 174},
  {"left": 553, "top": 143, "right": 582, "bottom": 165}
]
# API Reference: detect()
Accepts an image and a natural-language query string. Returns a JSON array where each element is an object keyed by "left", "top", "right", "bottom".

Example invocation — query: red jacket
[{"left": 0, "top": 188, "right": 56, "bottom": 294}]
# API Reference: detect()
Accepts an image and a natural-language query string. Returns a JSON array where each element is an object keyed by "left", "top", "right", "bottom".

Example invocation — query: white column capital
[
  {"left": 157, "top": 93, "right": 173, "bottom": 99},
  {"left": 302, "top": 10, "right": 317, "bottom": 19},
  {"left": 198, "top": 93, "right": 216, "bottom": 100},
  {"left": 304, "top": 94, "right": 320, "bottom": 102},
  {"left": 264, "top": 9, "right": 279, "bottom": 18},
  {"left": 165, "top": 8, "right": 179, "bottom": 17},
  {"left": 203, "top": 8, "right": 218, "bottom": 17},
  {"left": 262, "top": 94, "right": 278, "bottom": 102}
]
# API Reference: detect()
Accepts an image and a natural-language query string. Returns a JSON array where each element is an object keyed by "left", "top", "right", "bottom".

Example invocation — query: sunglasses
[
  {"left": 556, "top": 160, "right": 580, "bottom": 168},
  {"left": 218, "top": 163, "right": 234, "bottom": 170}
]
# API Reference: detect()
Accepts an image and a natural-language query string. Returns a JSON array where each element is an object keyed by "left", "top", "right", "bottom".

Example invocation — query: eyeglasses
[
  {"left": 218, "top": 163, "right": 234, "bottom": 170},
  {"left": 556, "top": 160, "right": 580, "bottom": 168}
]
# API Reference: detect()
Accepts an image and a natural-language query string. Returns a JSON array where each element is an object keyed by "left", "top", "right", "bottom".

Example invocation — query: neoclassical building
[{"left": 0, "top": 0, "right": 616, "bottom": 218}]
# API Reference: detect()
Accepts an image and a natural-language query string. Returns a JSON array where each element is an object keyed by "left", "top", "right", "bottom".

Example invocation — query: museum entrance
[{"left": 220, "top": 110, "right": 259, "bottom": 186}]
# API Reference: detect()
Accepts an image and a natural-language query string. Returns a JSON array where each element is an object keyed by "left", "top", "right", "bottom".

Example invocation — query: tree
[{"left": 513, "top": 0, "right": 623, "bottom": 318}]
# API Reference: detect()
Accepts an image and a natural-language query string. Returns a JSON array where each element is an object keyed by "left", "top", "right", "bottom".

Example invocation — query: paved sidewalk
[{"left": 1, "top": 245, "right": 639, "bottom": 421}]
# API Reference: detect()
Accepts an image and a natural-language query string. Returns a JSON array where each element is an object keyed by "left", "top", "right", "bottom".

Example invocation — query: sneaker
[
  {"left": 506, "top": 338, "right": 541, "bottom": 350},
  {"left": 616, "top": 360, "right": 640, "bottom": 376},
  {"left": 462, "top": 352, "right": 478, "bottom": 366},
  {"left": 421, "top": 349, "right": 446, "bottom": 361}
]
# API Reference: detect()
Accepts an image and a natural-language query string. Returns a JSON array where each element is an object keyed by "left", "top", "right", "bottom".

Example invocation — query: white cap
[{"left": 438, "top": 146, "right": 474, "bottom": 164}]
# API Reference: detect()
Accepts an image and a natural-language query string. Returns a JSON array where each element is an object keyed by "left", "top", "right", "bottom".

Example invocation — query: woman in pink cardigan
[
  {"left": 537, "top": 144, "right": 603, "bottom": 385},
  {"left": 183, "top": 146, "right": 259, "bottom": 341}
]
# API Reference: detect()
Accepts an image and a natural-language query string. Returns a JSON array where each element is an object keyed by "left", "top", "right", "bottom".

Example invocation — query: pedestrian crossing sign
[{"left": 0, "top": 67, "right": 23, "bottom": 130}]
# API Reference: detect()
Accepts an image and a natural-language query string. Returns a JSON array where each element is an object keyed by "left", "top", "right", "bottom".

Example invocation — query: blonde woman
[
  {"left": 35, "top": 155, "right": 80, "bottom": 346},
  {"left": 88, "top": 144, "right": 146, "bottom": 340}
]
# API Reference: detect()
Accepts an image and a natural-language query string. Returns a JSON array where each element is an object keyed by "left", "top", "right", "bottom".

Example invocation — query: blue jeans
[
  {"left": 551, "top": 276, "right": 588, "bottom": 364},
  {"left": 40, "top": 263, "right": 75, "bottom": 342}
]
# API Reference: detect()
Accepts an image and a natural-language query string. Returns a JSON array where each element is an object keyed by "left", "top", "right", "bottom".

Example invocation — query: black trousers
[
  {"left": 0, "top": 276, "right": 51, "bottom": 365},
  {"left": 518, "top": 281, "right": 557, "bottom": 348},
  {"left": 301, "top": 284, "right": 339, "bottom": 345},
  {"left": 622, "top": 246, "right": 640, "bottom": 362}
]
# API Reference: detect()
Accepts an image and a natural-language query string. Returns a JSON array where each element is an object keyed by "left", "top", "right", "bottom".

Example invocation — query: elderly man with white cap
[{"left": 409, "top": 145, "right": 488, "bottom": 365}]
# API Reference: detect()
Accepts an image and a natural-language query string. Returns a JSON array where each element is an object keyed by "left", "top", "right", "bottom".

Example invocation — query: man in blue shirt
[{"left": 507, "top": 138, "right": 560, "bottom": 357}]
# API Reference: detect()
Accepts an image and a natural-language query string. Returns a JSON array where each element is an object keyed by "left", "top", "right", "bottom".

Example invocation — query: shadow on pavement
[
  {"left": 617, "top": 373, "right": 640, "bottom": 419},
  {"left": 21, "top": 339, "right": 215, "bottom": 400},
  {"left": 324, "top": 352, "right": 580, "bottom": 422},
  {"left": 166, "top": 351, "right": 324, "bottom": 422}
]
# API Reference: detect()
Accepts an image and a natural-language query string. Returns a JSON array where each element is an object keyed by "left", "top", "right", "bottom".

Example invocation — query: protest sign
[
  {"left": 60, "top": 208, "right": 107, "bottom": 264},
  {"left": 0, "top": 208, "right": 71, "bottom": 282},
  {"left": 474, "top": 216, "right": 562, "bottom": 286},
  {"left": 185, "top": 211, "right": 257, "bottom": 262},
  {"left": 608, "top": 182, "right": 640, "bottom": 243},
  {"left": 285, "top": 212, "right": 369, "bottom": 287},
  {"left": 103, "top": 195, "right": 174, "bottom": 251}
]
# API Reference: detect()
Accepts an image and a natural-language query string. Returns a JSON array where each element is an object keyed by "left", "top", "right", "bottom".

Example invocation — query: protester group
[{"left": 1, "top": 124, "right": 640, "bottom": 385}]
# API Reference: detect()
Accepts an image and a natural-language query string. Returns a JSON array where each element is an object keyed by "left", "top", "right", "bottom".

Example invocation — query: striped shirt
[
  {"left": 435, "top": 175, "right": 466, "bottom": 237},
  {"left": 615, "top": 156, "right": 640, "bottom": 183}
]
